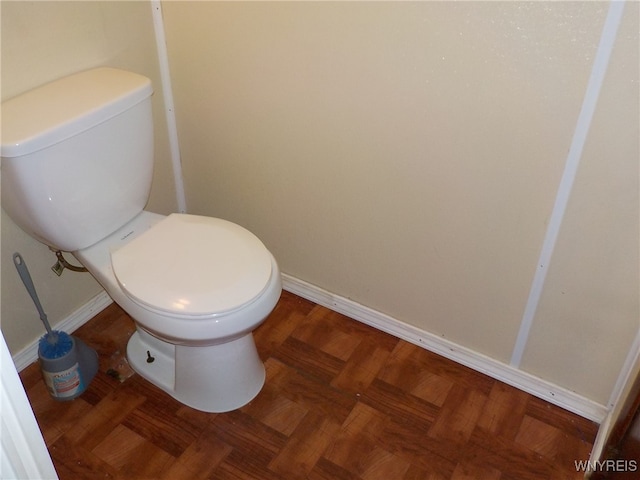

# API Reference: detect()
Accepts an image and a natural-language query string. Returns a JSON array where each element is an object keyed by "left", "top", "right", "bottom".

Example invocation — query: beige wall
[
  {"left": 162, "top": 1, "right": 638, "bottom": 405},
  {"left": 1, "top": 1, "right": 637, "bottom": 408},
  {"left": 1, "top": 1, "right": 177, "bottom": 355},
  {"left": 521, "top": 3, "right": 639, "bottom": 401}
]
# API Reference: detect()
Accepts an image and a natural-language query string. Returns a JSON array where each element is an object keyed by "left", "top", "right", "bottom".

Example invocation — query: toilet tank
[{"left": 1, "top": 68, "right": 154, "bottom": 251}]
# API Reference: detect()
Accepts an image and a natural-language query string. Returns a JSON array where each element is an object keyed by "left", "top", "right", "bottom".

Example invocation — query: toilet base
[{"left": 126, "top": 329, "right": 265, "bottom": 413}]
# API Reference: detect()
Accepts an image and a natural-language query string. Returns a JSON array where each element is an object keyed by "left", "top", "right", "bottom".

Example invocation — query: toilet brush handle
[{"left": 13, "top": 252, "right": 53, "bottom": 334}]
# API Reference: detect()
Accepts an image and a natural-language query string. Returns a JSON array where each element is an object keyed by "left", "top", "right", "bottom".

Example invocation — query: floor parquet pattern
[{"left": 19, "top": 291, "right": 598, "bottom": 479}]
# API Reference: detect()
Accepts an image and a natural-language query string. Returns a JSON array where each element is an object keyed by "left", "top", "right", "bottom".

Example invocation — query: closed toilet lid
[{"left": 111, "top": 214, "right": 273, "bottom": 316}]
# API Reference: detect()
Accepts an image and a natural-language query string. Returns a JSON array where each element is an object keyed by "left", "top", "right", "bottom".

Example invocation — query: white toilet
[{"left": 1, "top": 67, "right": 282, "bottom": 412}]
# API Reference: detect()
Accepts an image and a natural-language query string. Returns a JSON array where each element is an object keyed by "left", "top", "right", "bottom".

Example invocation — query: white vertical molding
[
  {"left": 606, "top": 327, "right": 640, "bottom": 410},
  {"left": 1, "top": 333, "right": 59, "bottom": 479},
  {"left": 510, "top": 1, "right": 626, "bottom": 367},
  {"left": 589, "top": 327, "right": 640, "bottom": 464},
  {"left": 151, "top": 0, "right": 188, "bottom": 213}
]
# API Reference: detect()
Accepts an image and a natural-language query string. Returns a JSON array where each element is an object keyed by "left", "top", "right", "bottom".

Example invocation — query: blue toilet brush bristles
[
  {"left": 13, "top": 252, "right": 74, "bottom": 359},
  {"left": 38, "top": 329, "right": 73, "bottom": 359}
]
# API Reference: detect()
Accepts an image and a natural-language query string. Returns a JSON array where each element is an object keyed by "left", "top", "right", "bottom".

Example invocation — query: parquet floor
[{"left": 19, "top": 291, "right": 598, "bottom": 479}]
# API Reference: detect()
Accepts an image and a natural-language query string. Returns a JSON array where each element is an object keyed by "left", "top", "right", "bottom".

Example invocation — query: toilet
[{"left": 1, "top": 67, "right": 282, "bottom": 412}]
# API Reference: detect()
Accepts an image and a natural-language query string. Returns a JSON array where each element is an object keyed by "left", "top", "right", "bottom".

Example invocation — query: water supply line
[{"left": 50, "top": 249, "right": 88, "bottom": 276}]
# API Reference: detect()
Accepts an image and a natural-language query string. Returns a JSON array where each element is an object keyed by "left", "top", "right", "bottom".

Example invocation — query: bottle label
[{"left": 42, "top": 363, "right": 85, "bottom": 398}]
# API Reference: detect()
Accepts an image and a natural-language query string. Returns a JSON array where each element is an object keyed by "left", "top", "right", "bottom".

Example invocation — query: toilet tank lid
[{"left": 1, "top": 67, "right": 152, "bottom": 158}]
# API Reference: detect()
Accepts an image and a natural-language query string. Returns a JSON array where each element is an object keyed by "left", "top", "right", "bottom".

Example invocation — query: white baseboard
[
  {"left": 282, "top": 274, "right": 607, "bottom": 423},
  {"left": 13, "top": 290, "right": 113, "bottom": 372},
  {"left": 13, "top": 277, "right": 607, "bottom": 422}
]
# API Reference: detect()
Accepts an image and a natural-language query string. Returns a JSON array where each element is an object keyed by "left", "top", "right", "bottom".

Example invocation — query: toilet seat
[{"left": 111, "top": 213, "right": 273, "bottom": 317}]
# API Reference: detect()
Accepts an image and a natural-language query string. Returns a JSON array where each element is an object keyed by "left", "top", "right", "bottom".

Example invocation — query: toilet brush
[{"left": 13, "top": 252, "right": 99, "bottom": 400}]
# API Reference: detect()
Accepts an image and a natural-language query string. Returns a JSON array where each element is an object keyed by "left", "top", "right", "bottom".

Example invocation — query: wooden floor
[{"left": 20, "top": 291, "right": 598, "bottom": 480}]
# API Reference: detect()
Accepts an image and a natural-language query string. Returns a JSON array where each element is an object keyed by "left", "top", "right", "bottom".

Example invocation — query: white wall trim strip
[
  {"left": 151, "top": 0, "right": 187, "bottom": 213},
  {"left": 12, "top": 291, "right": 112, "bottom": 372},
  {"left": 11, "top": 278, "right": 607, "bottom": 422},
  {"left": 509, "top": 0, "right": 626, "bottom": 367},
  {"left": 2, "top": 333, "right": 59, "bottom": 479},
  {"left": 282, "top": 274, "right": 607, "bottom": 423},
  {"left": 589, "top": 327, "right": 640, "bottom": 465},
  {"left": 606, "top": 327, "right": 640, "bottom": 410}
]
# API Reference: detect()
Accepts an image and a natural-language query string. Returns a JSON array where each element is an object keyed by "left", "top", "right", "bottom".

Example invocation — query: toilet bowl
[
  {"left": 1, "top": 67, "right": 282, "bottom": 412},
  {"left": 74, "top": 210, "right": 282, "bottom": 412}
]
